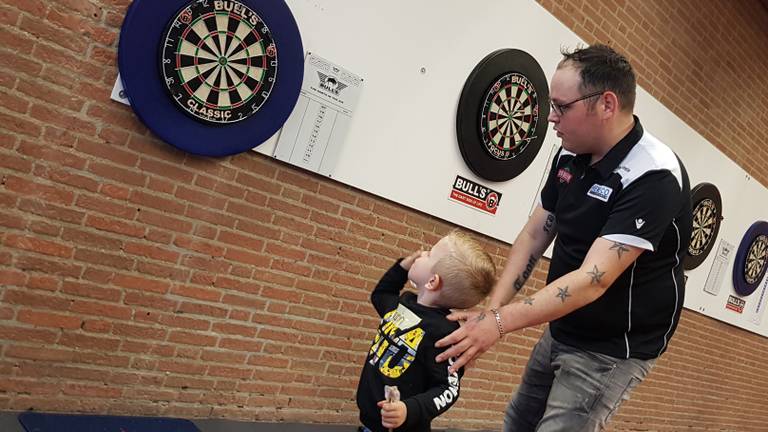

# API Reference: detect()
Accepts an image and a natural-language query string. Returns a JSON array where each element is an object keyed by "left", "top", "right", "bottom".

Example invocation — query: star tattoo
[
  {"left": 523, "top": 296, "right": 534, "bottom": 305},
  {"left": 610, "top": 242, "right": 630, "bottom": 259},
  {"left": 587, "top": 265, "right": 605, "bottom": 285},
  {"left": 556, "top": 286, "right": 570, "bottom": 303}
]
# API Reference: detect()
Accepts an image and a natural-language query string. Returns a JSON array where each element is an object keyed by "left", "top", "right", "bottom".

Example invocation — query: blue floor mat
[{"left": 18, "top": 412, "right": 201, "bottom": 432}]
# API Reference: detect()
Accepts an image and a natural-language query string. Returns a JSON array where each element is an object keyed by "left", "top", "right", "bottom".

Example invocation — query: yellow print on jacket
[{"left": 368, "top": 304, "right": 424, "bottom": 378}]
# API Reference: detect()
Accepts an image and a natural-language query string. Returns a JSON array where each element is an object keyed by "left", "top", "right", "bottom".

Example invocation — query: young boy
[{"left": 356, "top": 230, "right": 496, "bottom": 432}]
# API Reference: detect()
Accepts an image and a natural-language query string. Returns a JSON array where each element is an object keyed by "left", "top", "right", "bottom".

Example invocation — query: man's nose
[{"left": 547, "top": 109, "right": 559, "bottom": 123}]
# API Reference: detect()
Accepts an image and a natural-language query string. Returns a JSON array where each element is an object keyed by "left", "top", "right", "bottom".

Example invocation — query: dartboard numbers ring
[
  {"left": 732, "top": 220, "right": 768, "bottom": 296},
  {"left": 457, "top": 49, "right": 549, "bottom": 182},
  {"left": 684, "top": 182, "right": 723, "bottom": 270},
  {"left": 161, "top": 1, "right": 278, "bottom": 125}
]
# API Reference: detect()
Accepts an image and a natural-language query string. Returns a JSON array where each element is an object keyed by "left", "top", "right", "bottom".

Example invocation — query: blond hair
[{"left": 432, "top": 230, "right": 496, "bottom": 309}]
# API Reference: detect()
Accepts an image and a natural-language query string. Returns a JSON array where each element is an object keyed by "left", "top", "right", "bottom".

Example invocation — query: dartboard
[
  {"left": 480, "top": 73, "right": 539, "bottom": 161},
  {"left": 733, "top": 221, "right": 768, "bottom": 296},
  {"left": 744, "top": 235, "right": 768, "bottom": 285},
  {"left": 161, "top": 1, "right": 277, "bottom": 124},
  {"left": 457, "top": 49, "right": 549, "bottom": 182},
  {"left": 684, "top": 183, "right": 722, "bottom": 270},
  {"left": 118, "top": 0, "right": 303, "bottom": 156}
]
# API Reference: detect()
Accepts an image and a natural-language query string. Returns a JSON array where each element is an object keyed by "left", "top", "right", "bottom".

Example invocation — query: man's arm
[
  {"left": 436, "top": 236, "right": 643, "bottom": 371},
  {"left": 489, "top": 205, "right": 558, "bottom": 309}
]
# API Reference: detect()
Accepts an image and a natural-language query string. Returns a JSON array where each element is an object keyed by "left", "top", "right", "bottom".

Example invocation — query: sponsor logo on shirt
[
  {"left": 557, "top": 168, "right": 573, "bottom": 184},
  {"left": 635, "top": 218, "right": 646, "bottom": 229},
  {"left": 587, "top": 184, "right": 613, "bottom": 202}
]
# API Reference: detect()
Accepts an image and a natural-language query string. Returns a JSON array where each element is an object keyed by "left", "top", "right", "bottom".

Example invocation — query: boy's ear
[{"left": 426, "top": 274, "right": 442, "bottom": 291}]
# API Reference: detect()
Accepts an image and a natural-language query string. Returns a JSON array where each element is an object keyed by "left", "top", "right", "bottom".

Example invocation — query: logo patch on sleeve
[{"left": 587, "top": 184, "right": 613, "bottom": 202}]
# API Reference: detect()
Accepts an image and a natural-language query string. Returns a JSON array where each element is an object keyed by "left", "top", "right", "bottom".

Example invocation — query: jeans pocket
[
  {"left": 556, "top": 359, "right": 617, "bottom": 414},
  {"left": 602, "top": 375, "right": 641, "bottom": 426}
]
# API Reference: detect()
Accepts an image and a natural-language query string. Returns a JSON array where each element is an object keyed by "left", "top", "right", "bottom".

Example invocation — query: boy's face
[{"left": 408, "top": 236, "right": 453, "bottom": 289}]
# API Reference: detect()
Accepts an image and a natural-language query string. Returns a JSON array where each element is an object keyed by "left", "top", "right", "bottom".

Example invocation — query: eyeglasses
[{"left": 549, "top": 90, "right": 604, "bottom": 116}]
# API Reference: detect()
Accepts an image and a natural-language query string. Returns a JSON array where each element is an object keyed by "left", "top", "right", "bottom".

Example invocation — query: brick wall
[{"left": 0, "top": 0, "right": 766, "bottom": 431}]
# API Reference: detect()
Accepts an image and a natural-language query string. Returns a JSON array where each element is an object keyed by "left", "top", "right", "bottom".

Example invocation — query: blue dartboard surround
[
  {"left": 118, "top": 0, "right": 304, "bottom": 156},
  {"left": 732, "top": 220, "right": 768, "bottom": 297}
]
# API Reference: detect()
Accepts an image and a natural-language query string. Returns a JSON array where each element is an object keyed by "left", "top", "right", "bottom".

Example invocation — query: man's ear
[
  {"left": 600, "top": 91, "right": 619, "bottom": 119},
  {"left": 426, "top": 274, "right": 442, "bottom": 291}
]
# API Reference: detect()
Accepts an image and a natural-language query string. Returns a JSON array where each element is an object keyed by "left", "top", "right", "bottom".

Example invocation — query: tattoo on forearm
[
  {"left": 523, "top": 296, "right": 534, "bottom": 305},
  {"left": 610, "top": 242, "right": 630, "bottom": 259},
  {"left": 543, "top": 214, "right": 556, "bottom": 233},
  {"left": 587, "top": 265, "right": 606, "bottom": 285},
  {"left": 513, "top": 254, "right": 538, "bottom": 292},
  {"left": 556, "top": 286, "right": 570, "bottom": 303}
]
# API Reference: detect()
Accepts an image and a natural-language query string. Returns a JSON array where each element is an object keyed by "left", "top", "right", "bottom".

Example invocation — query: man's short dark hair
[{"left": 559, "top": 44, "right": 636, "bottom": 112}]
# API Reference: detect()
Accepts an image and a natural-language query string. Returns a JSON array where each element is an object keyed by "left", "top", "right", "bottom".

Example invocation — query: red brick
[
  {"left": 17, "top": 309, "right": 81, "bottom": 329},
  {"left": 111, "top": 273, "right": 170, "bottom": 294},
  {"left": 170, "top": 285, "right": 221, "bottom": 302},
  {"left": 0, "top": 327, "right": 58, "bottom": 345},
  {"left": 123, "top": 241, "right": 180, "bottom": 263},
  {"left": 61, "top": 280, "right": 121, "bottom": 302},
  {"left": 168, "top": 330, "right": 217, "bottom": 347},
  {"left": 0, "top": 111, "right": 42, "bottom": 137},
  {"left": 177, "top": 302, "right": 228, "bottom": 319},
  {"left": 87, "top": 161, "right": 146, "bottom": 186},
  {"left": 29, "top": 103, "right": 96, "bottom": 135},
  {"left": 14, "top": 255, "right": 82, "bottom": 278},
  {"left": 70, "top": 299, "right": 131, "bottom": 320},
  {"left": 185, "top": 205, "right": 237, "bottom": 228}
]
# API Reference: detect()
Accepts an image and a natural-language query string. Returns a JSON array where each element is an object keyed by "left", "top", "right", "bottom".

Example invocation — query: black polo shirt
[{"left": 540, "top": 117, "right": 692, "bottom": 360}]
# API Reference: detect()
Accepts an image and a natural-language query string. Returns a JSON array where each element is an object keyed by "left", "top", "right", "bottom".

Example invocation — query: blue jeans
[{"left": 504, "top": 327, "right": 654, "bottom": 432}]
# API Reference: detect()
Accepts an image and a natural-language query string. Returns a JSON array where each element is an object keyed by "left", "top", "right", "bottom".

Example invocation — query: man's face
[{"left": 547, "top": 65, "right": 601, "bottom": 154}]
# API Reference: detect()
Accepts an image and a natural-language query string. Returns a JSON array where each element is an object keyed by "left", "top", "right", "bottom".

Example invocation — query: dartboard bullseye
[
  {"left": 480, "top": 73, "right": 539, "bottom": 161},
  {"left": 457, "top": 49, "right": 549, "bottom": 182},
  {"left": 161, "top": 0, "right": 278, "bottom": 125},
  {"left": 683, "top": 182, "right": 722, "bottom": 271}
]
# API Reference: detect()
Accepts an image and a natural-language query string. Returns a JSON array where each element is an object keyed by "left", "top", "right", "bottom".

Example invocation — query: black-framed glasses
[{"left": 549, "top": 90, "right": 604, "bottom": 116}]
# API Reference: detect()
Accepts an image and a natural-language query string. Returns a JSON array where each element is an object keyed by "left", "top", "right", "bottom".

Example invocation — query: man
[{"left": 435, "top": 44, "right": 692, "bottom": 431}]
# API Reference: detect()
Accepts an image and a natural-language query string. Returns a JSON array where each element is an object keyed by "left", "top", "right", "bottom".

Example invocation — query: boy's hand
[
  {"left": 377, "top": 400, "right": 407, "bottom": 429},
  {"left": 399, "top": 250, "right": 422, "bottom": 271}
]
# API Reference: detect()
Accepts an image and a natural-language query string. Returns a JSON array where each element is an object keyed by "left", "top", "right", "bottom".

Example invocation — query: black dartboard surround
[
  {"left": 732, "top": 221, "right": 768, "bottom": 297},
  {"left": 457, "top": 49, "right": 549, "bottom": 182},
  {"left": 684, "top": 182, "right": 723, "bottom": 270}
]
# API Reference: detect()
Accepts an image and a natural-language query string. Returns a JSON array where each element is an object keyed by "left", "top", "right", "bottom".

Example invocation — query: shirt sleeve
[
  {"left": 401, "top": 335, "right": 464, "bottom": 429},
  {"left": 600, "top": 170, "right": 683, "bottom": 251},
  {"left": 540, "top": 147, "right": 564, "bottom": 212},
  {"left": 370, "top": 259, "right": 408, "bottom": 317}
]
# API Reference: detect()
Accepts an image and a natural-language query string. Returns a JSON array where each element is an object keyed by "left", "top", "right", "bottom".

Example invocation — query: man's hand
[
  {"left": 399, "top": 250, "right": 422, "bottom": 271},
  {"left": 435, "top": 309, "right": 500, "bottom": 373},
  {"left": 378, "top": 400, "right": 406, "bottom": 429}
]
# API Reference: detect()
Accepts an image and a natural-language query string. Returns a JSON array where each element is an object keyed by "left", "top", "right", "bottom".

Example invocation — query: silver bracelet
[{"left": 489, "top": 308, "right": 504, "bottom": 338}]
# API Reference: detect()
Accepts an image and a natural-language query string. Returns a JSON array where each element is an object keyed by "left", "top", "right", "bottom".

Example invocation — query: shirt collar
[{"left": 590, "top": 115, "right": 644, "bottom": 178}]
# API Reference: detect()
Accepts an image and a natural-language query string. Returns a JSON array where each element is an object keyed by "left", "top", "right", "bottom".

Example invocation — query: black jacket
[{"left": 356, "top": 260, "right": 463, "bottom": 432}]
